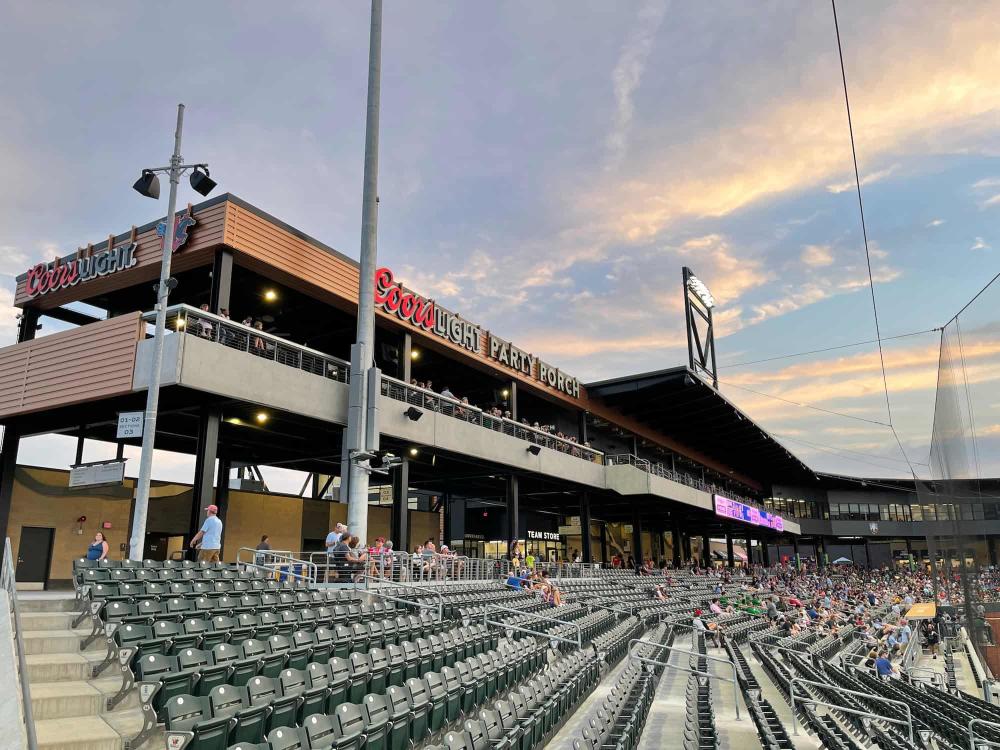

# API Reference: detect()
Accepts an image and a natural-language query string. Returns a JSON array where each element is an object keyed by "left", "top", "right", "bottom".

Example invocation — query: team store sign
[{"left": 374, "top": 266, "right": 580, "bottom": 398}]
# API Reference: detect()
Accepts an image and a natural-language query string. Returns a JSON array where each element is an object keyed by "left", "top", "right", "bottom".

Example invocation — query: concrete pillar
[
  {"left": 215, "top": 457, "right": 231, "bottom": 551},
  {"left": 189, "top": 407, "right": 222, "bottom": 540},
  {"left": 445, "top": 496, "right": 465, "bottom": 553},
  {"left": 701, "top": 534, "right": 711, "bottom": 568},
  {"left": 599, "top": 523, "right": 608, "bottom": 563},
  {"left": 506, "top": 475, "right": 519, "bottom": 545},
  {"left": 989, "top": 537, "right": 997, "bottom": 568},
  {"left": 508, "top": 381, "right": 518, "bottom": 420},
  {"left": 726, "top": 534, "right": 735, "bottom": 568},
  {"left": 672, "top": 523, "right": 682, "bottom": 567},
  {"left": 579, "top": 492, "right": 593, "bottom": 564},
  {"left": 682, "top": 533, "right": 693, "bottom": 563},
  {"left": 578, "top": 412, "right": 588, "bottom": 444},
  {"left": 761, "top": 536, "right": 771, "bottom": 566},
  {"left": 391, "top": 458, "right": 410, "bottom": 550}
]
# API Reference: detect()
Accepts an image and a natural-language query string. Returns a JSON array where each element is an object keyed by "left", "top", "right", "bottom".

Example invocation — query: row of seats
[
  {"left": 683, "top": 632, "right": 716, "bottom": 750},
  {"left": 441, "top": 648, "right": 603, "bottom": 750},
  {"left": 138, "top": 621, "right": 495, "bottom": 716},
  {"left": 573, "top": 623, "right": 671, "bottom": 750},
  {"left": 111, "top": 612, "right": 465, "bottom": 684},
  {"left": 163, "top": 635, "right": 547, "bottom": 750}
]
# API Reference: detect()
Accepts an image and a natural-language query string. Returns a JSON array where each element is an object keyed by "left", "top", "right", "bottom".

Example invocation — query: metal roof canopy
[{"left": 586, "top": 366, "right": 815, "bottom": 487}]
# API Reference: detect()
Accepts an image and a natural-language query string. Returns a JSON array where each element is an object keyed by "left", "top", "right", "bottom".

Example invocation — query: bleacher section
[{"left": 21, "top": 562, "right": 996, "bottom": 750}]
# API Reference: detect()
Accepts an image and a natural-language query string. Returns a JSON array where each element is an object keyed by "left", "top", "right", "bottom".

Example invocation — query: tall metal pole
[
  {"left": 344, "top": 0, "right": 383, "bottom": 545},
  {"left": 129, "top": 104, "right": 184, "bottom": 560}
]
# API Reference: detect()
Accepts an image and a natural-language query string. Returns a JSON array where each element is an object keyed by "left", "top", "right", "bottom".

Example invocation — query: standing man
[
  {"left": 325, "top": 523, "right": 347, "bottom": 582},
  {"left": 190, "top": 504, "right": 223, "bottom": 563}
]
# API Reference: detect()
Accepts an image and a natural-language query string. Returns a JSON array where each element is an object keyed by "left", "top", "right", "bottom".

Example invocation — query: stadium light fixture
[
  {"left": 255, "top": 411, "right": 269, "bottom": 424},
  {"left": 132, "top": 170, "right": 160, "bottom": 199},
  {"left": 686, "top": 273, "right": 715, "bottom": 309},
  {"left": 410, "top": 349, "right": 420, "bottom": 360},
  {"left": 264, "top": 289, "right": 278, "bottom": 302},
  {"left": 501, "top": 389, "right": 509, "bottom": 398},
  {"left": 409, "top": 447, "right": 419, "bottom": 457},
  {"left": 189, "top": 165, "right": 217, "bottom": 196},
  {"left": 404, "top": 407, "right": 423, "bottom": 421}
]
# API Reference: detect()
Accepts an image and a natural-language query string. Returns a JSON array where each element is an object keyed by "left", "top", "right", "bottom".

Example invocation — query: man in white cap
[{"left": 190, "top": 504, "right": 223, "bottom": 563}]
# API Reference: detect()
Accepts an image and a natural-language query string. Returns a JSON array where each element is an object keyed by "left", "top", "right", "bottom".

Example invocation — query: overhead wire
[
  {"left": 718, "top": 327, "right": 939, "bottom": 369},
  {"left": 718, "top": 380, "right": 890, "bottom": 426},
  {"left": 830, "top": 0, "right": 917, "bottom": 477}
]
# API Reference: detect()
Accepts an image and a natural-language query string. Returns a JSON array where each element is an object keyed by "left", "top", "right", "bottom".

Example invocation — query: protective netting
[{"left": 915, "top": 273, "right": 1000, "bottom": 653}]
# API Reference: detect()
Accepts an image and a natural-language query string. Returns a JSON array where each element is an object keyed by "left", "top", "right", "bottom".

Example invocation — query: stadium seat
[
  {"left": 208, "top": 685, "right": 268, "bottom": 745},
  {"left": 164, "top": 694, "right": 231, "bottom": 750}
]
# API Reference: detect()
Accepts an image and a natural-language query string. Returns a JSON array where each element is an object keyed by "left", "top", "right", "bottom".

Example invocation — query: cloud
[
  {"left": 972, "top": 178, "right": 1000, "bottom": 189},
  {"left": 605, "top": 0, "right": 669, "bottom": 170},
  {"left": 971, "top": 237, "right": 991, "bottom": 251},
  {"left": 926, "top": 219, "right": 945, "bottom": 227},
  {"left": 801, "top": 244, "right": 834, "bottom": 267},
  {"left": 983, "top": 194, "right": 1000, "bottom": 207},
  {"left": 826, "top": 165, "right": 899, "bottom": 194}
]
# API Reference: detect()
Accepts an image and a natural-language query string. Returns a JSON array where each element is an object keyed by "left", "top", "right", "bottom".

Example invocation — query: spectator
[
  {"left": 197, "top": 303, "right": 214, "bottom": 338},
  {"left": 874, "top": 651, "right": 896, "bottom": 680},
  {"left": 325, "top": 523, "right": 347, "bottom": 582},
  {"left": 86, "top": 531, "right": 109, "bottom": 561},
  {"left": 254, "top": 535, "right": 271, "bottom": 566},
  {"left": 922, "top": 620, "right": 940, "bottom": 658},
  {"left": 420, "top": 540, "right": 438, "bottom": 579},
  {"left": 441, "top": 385, "right": 455, "bottom": 399},
  {"left": 252, "top": 321, "right": 267, "bottom": 355},
  {"left": 189, "top": 504, "right": 223, "bottom": 563}
]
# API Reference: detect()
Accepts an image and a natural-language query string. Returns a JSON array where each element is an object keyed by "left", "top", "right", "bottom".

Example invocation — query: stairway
[{"left": 19, "top": 592, "right": 162, "bottom": 750}]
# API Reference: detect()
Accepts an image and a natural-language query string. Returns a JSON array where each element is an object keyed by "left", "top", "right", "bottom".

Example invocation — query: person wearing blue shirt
[
  {"left": 189, "top": 504, "right": 223, "bottom": 562},
  {"left": 875, "top": 653, "right": 895, "bottom": 679}
]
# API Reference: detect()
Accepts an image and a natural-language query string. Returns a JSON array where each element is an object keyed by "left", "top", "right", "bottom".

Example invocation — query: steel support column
[
  {"left": 726, "top": 534, "right": 735, "bottom": 568},
  {"left": 391, "top": 458, "right": 410, "bottom": 550},
  {"left": 579, "top": 491, "right": 593, "bottom": 564},
  {"left": 506, "top": 475, "right": 519, "bottom": 545},
  {"left": 0, "top": 308, "right": 39, "bottom": 565},
  {"left": 210, "top": 248, "right": 233, "bottom": 313},
  {"left": 189, "top": 407, "right": 222, "bottom": 540}
]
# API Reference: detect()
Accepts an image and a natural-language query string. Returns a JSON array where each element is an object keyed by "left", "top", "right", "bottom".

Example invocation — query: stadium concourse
[{"left": 12, "top": 554, "right": 996, "bottom": 750}]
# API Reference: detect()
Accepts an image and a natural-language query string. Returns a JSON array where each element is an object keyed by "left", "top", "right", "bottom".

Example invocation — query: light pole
[
  {"left": 128, "top": 103, "right": 216, "bottom": 560},
  {"left": 343, "top": 0, "right": 383, "bottom": 545}
]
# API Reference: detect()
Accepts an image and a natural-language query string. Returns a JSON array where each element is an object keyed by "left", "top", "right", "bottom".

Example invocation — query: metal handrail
[
  {"left": 906, "top": 667, "right": 945, "bottom": 689},
  {"left": 628, "top": 637, "right": 741, "bottom": 720},
  {"left": 483, "top": 604, "right": 583, "bottom": 649},
  {"left": 381, "top": 374, "right": 605, "bottom": 463},
  {"left": 235, "top": 547, "right": 317, "bottom": 585},
  {"left": 146, "top": 304, "right": 350, "bottom": 383},
  {"left": 968, "top": 717, "right": 1000, "bottom": 750},
  {"left": 353, "top": 575, "right": 443, "bottom": 621},
  {"left": 789, "top": 676, "right": 912, "bottom": 742},
  {"left": 2, "top": 538, "right": 37, "bottom": 750},
  {"left": 605, "top": 452, "right": 764, "bottom": 510}
]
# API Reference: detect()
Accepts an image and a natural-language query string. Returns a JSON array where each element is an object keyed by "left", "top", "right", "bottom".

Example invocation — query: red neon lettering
[
  {"left": 373, "top": 266, "right": 435, "bottom": 331},
  {"left": 25, "top": 264, "right": 46, "bottom": 297}
]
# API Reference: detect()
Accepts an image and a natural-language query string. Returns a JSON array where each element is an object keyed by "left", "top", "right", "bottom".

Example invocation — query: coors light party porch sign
[{"left": 374, "top": 266, "right": 580, "bottom": 398}]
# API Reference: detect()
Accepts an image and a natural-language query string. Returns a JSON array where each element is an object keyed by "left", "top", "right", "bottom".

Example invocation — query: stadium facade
[{"left": 0, "top": 194, "right": 992, "bottom": 586}]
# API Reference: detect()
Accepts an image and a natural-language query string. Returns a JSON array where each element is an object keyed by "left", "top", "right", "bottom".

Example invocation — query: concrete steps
[{"left": 19, "top": 592, "right": 157, "bottom": 750}]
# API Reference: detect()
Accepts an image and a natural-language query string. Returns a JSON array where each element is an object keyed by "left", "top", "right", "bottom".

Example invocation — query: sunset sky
[{"left": 2, "top": 1, "right": 999, "bottom": 490}]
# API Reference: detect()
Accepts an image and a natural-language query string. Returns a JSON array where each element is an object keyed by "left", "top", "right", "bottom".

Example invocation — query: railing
[
  {"left": 296, "top": 550, "right": 512, "bottom": 584},
  {"left": 144, "top": 304, "right": 350, "bottom": 383},
  {"left": 901, "top": 630, "right": 923, "bottom": 672},
  {"left": 968, "top": 717, "right": 1000, "bottom": 750},
  {"left": 235, "top": 548, "right": 318, "bottom": 585},
  {"left": 483, "top": 604, "right": 583, "bottom": 649},
  {"left": 381, "top": 375, "right": 605, "bottom": 464},
  {"left": 605, "top": 453, "right": 764, "bottom": 509},
  {"left": 353, "top": 575, "right": 444, "bottom": 620},
  {"left": 2, "top": 538, "right": 37, "bottom": 750},
  {"left": 628, "top": 637, "right": 741, "bottom": 720},
  {"left": 789, "top": 676, "right": 912, "bottom": 742}
]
